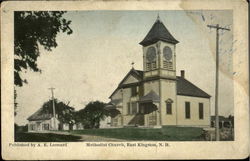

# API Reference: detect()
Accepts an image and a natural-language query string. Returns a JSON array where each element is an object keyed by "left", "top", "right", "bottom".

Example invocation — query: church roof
[
  {"left": 176, "top": 76, "right": 211, "bottom": 98},
  {"left": 139, "top": 17, "right": 179, "bottom": 46},
  {"left": 109, "top": 69, "right": 210, "bottom": 99}
]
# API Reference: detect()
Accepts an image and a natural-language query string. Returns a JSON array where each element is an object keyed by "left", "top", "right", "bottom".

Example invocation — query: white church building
[{"left": 104, "top": 16, "right": 211, "bottom": 128}]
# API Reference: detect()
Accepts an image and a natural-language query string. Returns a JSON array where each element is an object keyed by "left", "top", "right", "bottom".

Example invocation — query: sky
[{"left": 15, "top": 10, "right": 234, "bottom": 125}]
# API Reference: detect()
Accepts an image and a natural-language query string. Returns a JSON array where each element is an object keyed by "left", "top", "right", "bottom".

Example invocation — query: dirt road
[{"left": 49, "top": 131, "right": 125, "bottom": 141}]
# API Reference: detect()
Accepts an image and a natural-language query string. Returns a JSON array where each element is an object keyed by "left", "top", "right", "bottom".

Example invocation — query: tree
[
  {"left": 14, "top": 88, "right": 18, "bottom": 116},
  {"left": 76, "top": 101, "right": 108, "bottom": 129},
  {"left": 42, "top": 99, "right": 75, "bottom": 129},
  {"left": 14, "top": 11, "right": 73, "bottom": 86}
]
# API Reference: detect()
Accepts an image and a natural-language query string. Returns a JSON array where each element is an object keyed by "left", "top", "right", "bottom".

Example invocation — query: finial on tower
[{"left": 156, "top": 13, "right": 161, "bottom": 22}]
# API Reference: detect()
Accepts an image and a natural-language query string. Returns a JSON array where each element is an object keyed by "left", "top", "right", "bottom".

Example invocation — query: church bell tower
[
  {"left": 139, "top": 15, "right": 179, "bottom": 79},
  {"left": 139, "top": 15, "right": 179, "bottom": 126}
]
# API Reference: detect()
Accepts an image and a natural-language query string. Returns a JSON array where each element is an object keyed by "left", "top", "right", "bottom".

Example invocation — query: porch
[{"left": 126, "top": 90, "right": 161, "bottom": 127}]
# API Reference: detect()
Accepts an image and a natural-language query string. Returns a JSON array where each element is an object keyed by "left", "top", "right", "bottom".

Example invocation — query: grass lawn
[
  {"left": 71, "top": 126, "right": 205, "bottom": 141},
  {"left": 15, "top": 132, "right": 82, "bottom": 142}
]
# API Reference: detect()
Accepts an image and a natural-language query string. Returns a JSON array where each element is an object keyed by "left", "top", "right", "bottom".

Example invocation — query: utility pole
[
  {"left": 207, "top": 24, "right": 230, "bottom": 141},
  {"left": 49, "top": 87, "right": 56, "bottom": 130}
]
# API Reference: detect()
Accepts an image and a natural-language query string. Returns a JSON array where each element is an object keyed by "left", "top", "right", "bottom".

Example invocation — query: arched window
[
  {"left": 165, "top": 99, "right": 173, "bottom": 114},
  {"left": 163, "top": 46, "right": 173, "bottom": 70},
  {"left": 146, "top": 47, "right": 157, "bottom": 71}
]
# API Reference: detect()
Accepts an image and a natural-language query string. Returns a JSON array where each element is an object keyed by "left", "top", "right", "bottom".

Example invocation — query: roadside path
[{"left": 48, "top": 131, "right": 125, "bottom": 141}]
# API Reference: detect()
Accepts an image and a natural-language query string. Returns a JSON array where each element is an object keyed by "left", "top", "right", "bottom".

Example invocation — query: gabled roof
[
  {"left": 176, "top": 76, "right": 211, "bottom": 98},
  {"left": 27, "top": 100, "right": 75, "bottom": 121},
  {"left": 118, "top": 68, "right": 143, "bottom": 86},
  {"left": 27, "top": 107, "right": 53, "bottom": 121},
  {"left": 139, "top": 90, "right": 160, "bottom": 102},
  {"left": 139, "top": 17, "right": 179, "bottom": 46},
  {"left": 109, "top": 68, "right": 143, "bottom": 98},
  {"left": 109, "top": 69, "right": 210, "bottom": 99}
]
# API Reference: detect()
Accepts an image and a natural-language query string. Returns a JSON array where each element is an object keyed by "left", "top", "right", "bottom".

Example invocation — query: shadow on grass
[
  {"left": 15, "top": 132, "right": 82, "bottom": 142},
  {"left": 71, "top": 126, "right": 205, "bottom": 141}
]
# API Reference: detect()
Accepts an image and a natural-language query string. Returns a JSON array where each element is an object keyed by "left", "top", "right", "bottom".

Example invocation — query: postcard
[{"left": 1, "top": 0, "right": 249, "bottom": 160}]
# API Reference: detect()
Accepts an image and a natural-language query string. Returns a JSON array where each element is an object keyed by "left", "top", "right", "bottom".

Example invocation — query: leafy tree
[
  {"left": 76, "top": 101, "right": 108, "bottom": 129},
  {"left": 42, "top": 99, "right": 75, "bottom": 128},
  {"left": 14, "top": 11, "right": 73, "bottom": 86}
]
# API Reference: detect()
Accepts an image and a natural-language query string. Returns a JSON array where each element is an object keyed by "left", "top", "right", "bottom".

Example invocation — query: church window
[
  {"left": 131, "top": 102, "right": 137, "bottom": 114},
  {"left": 166, "top": 103, "right": 172, "bottom": 114},
  {"left": 131, "top": 86, "right": 137, "bottom": 97},
  {"left": 185, "top": 102, "right": 191, "bottom": 119},
  {"left": 199, "top": 103, "right": 204, "bottom": 119},
  {"left": 127, "top": 103, "right": 131, "bottom": 115},
  {"left": 165, "top": 99, "right": 173, "bottom": 114}
]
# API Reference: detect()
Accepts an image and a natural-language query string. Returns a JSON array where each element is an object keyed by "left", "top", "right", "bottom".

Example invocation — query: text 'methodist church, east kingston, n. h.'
[{"left": 104, "top": 16, "right": 211, "bottom": 128}]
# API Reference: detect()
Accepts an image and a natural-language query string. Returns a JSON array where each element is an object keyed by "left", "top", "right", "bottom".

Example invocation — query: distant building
[
  {"left": 211, "top": 116, "right": 234, "bottom": 128},
  {"left": 27, "top": 107, "right": 60, "bottom": 132},
  {"left": 104, "top": 16, "right": 211, "bottom": 128},
  {"left": 99, "top": 116, "right": 111, "bottom": 128},
  {"left": 27, "top": 107, "right": 81, "bottom": 132}
]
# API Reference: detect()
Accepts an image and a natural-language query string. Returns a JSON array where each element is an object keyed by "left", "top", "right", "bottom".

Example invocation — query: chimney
[{"left": 181, "top": 70, "right": 185, "bottom": 78}]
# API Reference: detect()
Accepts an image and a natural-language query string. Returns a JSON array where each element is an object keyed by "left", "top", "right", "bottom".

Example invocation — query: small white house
[
  {"left": 27, "top": 108, "right": 60, "bottom": 131},
  {"left": 27, "top": 107, "right": 78, "bottom": 132}
]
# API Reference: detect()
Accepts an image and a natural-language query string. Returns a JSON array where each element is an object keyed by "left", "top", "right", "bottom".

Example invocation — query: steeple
[{"left": 139, "top": 15, "right": 179, "bottom": 46}]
